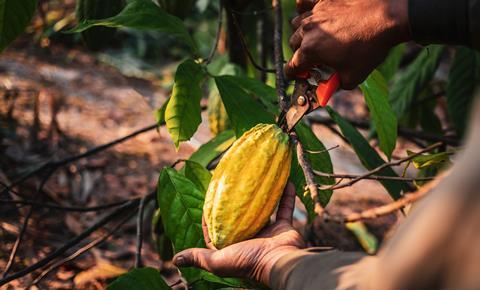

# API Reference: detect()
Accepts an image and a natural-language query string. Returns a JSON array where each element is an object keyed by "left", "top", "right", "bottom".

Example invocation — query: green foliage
[
  {"left": 345, "top": 222, "right": 378, "bottom": 255},
  {"left": 446, "top": 47, "right": 480, "bottom": 137},
  {"left": 76, "top": 0, "right": 126, "bottom": 50},
  {"left": 327, "top": 107, "right": 409, "bottom": 200},
  {"left": 69, "top": 0, "right": 197, "bottom": 52},
  {"left": 290, "top": 122, "right": 334, "bottom": 221},
  {"left": 107, "top": 268, "right": 171, "bottom": 290},
  {"left": 189, "top": 130, "right": 236, "bottom": 167},
  {"left": 165, "top": 59, "right": 206, "bottom": 148},
  {"left": 0, "top": 0, "right": 37, "bottom": 52},
  {"left": 184, "top": 160, "right": 212, "bottom": 193},
  {"left": 389, "top": 45, "right": 444, "bottom": 118},
  {"left": 378, "top": 44, "right": 406, "bottom": 82},
  {"left": 214, "top": 76, "right": 275, "bottom": 137},
  {"left": 360, "top": 70, "right": 398, "bottom": 159}
]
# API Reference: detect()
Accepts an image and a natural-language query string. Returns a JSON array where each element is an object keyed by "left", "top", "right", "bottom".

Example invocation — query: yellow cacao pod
[
  {"left": 204, "top": 124, "right": 292, "bottom": 249},
  {"left": 207, "top": 89, "right": 230, "bottom": 136}
]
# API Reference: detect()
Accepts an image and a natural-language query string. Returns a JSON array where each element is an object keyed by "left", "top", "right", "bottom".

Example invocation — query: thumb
[
  {"left": 173, "top": 248, "right": 215, "bottom": 271},
  {"left": 284, "top": 48, "right": 310, "bottom": 79}
]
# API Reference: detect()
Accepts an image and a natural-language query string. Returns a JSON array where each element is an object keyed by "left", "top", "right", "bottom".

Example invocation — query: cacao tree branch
[
  {"left": 319, "top": 142, "right": 443, "bottom": 191},
  {"left": 292, "top": 135, "right": 325, "bottom": 216},
  {"left": 324, "top": 173, "right": 445, "bottom": 223},
  {"left": 226, "top": 4, "right": 276, "bottom": 73},
  {"left": 30, "top": 210, "right": 137, "bottom": 286},
  {"left": 0, "top": 192, "right": 155, "bottom": 287},
  {"left": 313, "top": 171, "right": 434, "bottom": 182},
  {"left": 135, "top": 196, "right": 148, "bottom": 268},
  {"left": 307, "top": 115, "right": 460, "bottom": 147},
  {"left": 2, "top": 123, "right": 159, "bottom": 195},
  {"left": 205, "top": 1, "right": 224, "bottom": 64},
  {"left": 272, "top": 0, "right": 287, "bottom": 112}
]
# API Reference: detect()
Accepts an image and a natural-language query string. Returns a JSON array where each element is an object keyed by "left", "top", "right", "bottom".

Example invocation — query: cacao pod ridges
[{"left": 204, "top": 124, "right": 292, "bottom": 249}]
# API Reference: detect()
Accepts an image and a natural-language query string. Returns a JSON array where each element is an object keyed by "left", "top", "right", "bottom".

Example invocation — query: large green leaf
[
  {"left": 378, "top": 44, "right": 406, "bottom": 82},
  {"left": 327, "top": 107, "right": 409, "bottom": 200},
  {"left": 184, "top": 160, "right": 211, "bottom": 193},
  {"left": 0, "top": 0, "right": 37, "bottom": 52},
  {"left": 360, "top": 70, "right": 397, "bottom": 159},
  {"left": 389, "top": 45, "right": 444, "bottom": 118},
  {"left": 165, "top": 59, "right": 206, "bottom": 148},
  {"left": 215, "top": 76, "right": 275, "bottom": 136},
  {"left": 157, "top": 167, "right": 204, "bottom": 252},
  {"left": 446, "top": 47, "right": 480, "bottom": 137},
  {"left": 189, "top": 130, "right": 235, "bottom": 167},
  {"left": 232, "top": 76, "right": 279, "bottom": 114},
  {"left": 157, "top": 168, "right": 248, "bottom": 288},
  {"left": 107, "top": 268, "right": 171, "bottom": 290},
  {"left": 68, "top": 0, "right": 196, "bottom": 51},
  {"left": 290, "top": 122, "right": 335, "bottom": 221}
]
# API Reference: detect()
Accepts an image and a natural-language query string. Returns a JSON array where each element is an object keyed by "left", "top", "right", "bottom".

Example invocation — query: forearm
[
  {"left": 409, "top": 0, "right": 480, "bottom": 50},
  {"left": 270, "top": 249, "right": 369, "bottom": 290}
]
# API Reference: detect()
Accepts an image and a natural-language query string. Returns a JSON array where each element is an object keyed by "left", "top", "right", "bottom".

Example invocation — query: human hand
[
  {"left": 285, "top": 0, "right": 411, "bottom": 89},
  {"left": 172, "top": 182, "right": 305, "bottom": 286}
]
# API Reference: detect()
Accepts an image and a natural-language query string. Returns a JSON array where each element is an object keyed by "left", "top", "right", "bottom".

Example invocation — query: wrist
[
  {"left": 385, "top": 0, "right": 411, "bottom": 44},
  {"left": 254, "top": 246, "right": 301, "bottom": 287}
]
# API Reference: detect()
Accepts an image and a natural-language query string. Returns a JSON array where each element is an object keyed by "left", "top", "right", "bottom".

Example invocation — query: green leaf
[
  {"left": 389, "top": 45, "right": 444, "bottom": 118},
  {"left": 378, "top": 44, "right": 406, "bottom": 81},
  {"left": 68, "top": 0, "right": 196, "bottom": 51},
  {"left": 408, "top": 151, "right": 452, "bottom": 169},
  {"left": 345, "top": 222, "right": 378, "bottom": 255},
  {"left": 0, "top": 0, "right": 37, "bottom": 52},
  {"left": 157, "top": 167, "right": 205, "bottom": 252},
  {"left": 154, "top": 99, "right": 169, "bottom": 125},
  {"left": 107, "top": 268, "right": 171, "bottom": 290},
  {"left": 184, "top": 160, "right": 211, "bottom": 193},
  {"left": 189, "top": 130, "right": 235, "bottom": 167},
  {"left": 215, "top": 76, "right": 275, "bottom": 137},
  {"left": 165, "top": 59, "right": 206, "bottom": 148},
  {"left": 360, "top": 70, "right": 398, "bottom": 159},
  {"left": 157, "top": 167, "right": 252, "bottom": 288},
  {"left": 290, "top": 122, "right": 335, "bottom": 221},
  {"left": 232, "top": 76, "right": 279, "bottom": 114},
  {"left": 327, "top": 107, "right": 409, "bottom": 200},
  {"left": 446, "top": 47, "right": 480, "bottom": 137}
]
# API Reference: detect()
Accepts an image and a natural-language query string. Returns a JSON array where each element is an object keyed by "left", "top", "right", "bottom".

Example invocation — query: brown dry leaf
[{"left": 73, "top": 260, "right": 127, "bottom": 287}]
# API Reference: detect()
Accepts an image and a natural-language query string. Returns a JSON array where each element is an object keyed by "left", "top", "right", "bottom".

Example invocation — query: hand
[
  {"left": 172, "top": 182, "right": 305, "bottom": 286},
  {"left": 285, "top": 0, "right": 411, "bottom": 89}
]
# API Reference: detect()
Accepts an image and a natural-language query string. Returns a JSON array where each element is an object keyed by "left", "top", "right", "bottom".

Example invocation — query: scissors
[{"left": 284, "top": 68, "right": 340, "bottom": 132}]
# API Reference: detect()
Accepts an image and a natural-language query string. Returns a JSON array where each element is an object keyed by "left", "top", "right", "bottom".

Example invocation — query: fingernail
[{"left": 174, "top": 256, "right": 185, "bottom": 267}]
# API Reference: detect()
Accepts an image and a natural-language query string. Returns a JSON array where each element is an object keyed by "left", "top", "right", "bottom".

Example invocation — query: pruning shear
[{"left": 284, "top": 68, "right": 340, "bottom": 132}]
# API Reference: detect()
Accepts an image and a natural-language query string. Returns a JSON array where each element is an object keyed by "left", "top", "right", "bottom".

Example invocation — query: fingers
[
  {"left": 173, "top": 248, "right": 214, "bottom": 271},
  {"left": 202, "top": 215, "right": 216, "bottom": 250},
  {"left": 296, "top": 0, "right": 318, "bottom": 13},
  {"left": 284, "top": 48, "right": 310, "bottom": 79},
  {"left": 276, "top": 182, "right": 296, "bottom": 223}
]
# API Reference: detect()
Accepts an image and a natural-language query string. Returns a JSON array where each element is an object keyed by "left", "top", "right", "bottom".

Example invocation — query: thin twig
[
  {"left": 324, "top": 173, "right": 445, "bottom": 223},
  {"left": 135, "top": 196, "right": 147, "bottom": 268},
  {"left": 2, "top": 124, "right": 159, "bottom": 195},
  {"left": 272, "top": 0, "right": 287, "bottom": 112},
  {"left": 293, "top": 135, "right": 324, "bottom": 216},
  {"left": 0, "top": 193, "right": 155, "bottom": 286},
  {"left": 319, "top": 142, "right": 443, "bottom": 191},
  {"left": 306, "top": 145, "right": 340, "bottom": 154},
  {"left": 313, "top": 171, "right": 435, "bottom": 182},
  {"left": 0, "top": 199, "right": 131, "bottom": 212},
  {"left": 226, "top": 5, "right": 276, "bottom": 73},
  {"left": 307, "top": 115, "right": 460, "bottom": 147},
  {"left": 204, "top": 1, "right": 224, "bottom": 64},
  {"left": 2, "top": 169, "right": 54, "bottom": 278},
  {"left": 30, "top": 210, "right": 137, "bottom": 286}
]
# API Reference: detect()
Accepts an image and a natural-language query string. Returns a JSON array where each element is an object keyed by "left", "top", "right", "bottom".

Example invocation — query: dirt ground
[{"left": 0, "top": 40, "right": 414, "bottom": 289}]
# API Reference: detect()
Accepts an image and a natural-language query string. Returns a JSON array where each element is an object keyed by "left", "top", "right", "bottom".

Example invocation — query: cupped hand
[
  {"left": 285, "top": 0, "right": 411, "bottom": 89},
  {"left": 172, "top": 182, "right": 305, "bottom": 286}
]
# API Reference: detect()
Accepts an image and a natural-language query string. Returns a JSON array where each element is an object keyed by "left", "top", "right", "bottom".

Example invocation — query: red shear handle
[{"left": 316, "top": 72, "right": 340, "bottom": 107}]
